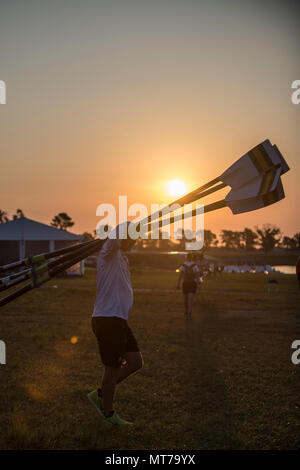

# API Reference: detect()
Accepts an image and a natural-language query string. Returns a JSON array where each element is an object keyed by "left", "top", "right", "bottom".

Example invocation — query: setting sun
[{"left": 166, "top": 179, "right": 187, "bottom": 197}]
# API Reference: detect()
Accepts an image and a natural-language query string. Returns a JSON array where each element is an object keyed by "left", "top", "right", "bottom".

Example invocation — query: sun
[{"left": 166, "top": 179, "right": 187, "bottom": 197}]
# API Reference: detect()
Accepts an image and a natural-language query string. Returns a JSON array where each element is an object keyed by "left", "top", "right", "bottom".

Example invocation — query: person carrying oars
[{"left": 87, "top": 222, "right": 143, "bottom": 426}]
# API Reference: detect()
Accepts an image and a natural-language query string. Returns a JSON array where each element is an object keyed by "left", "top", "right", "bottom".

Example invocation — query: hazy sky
[{"left": 1, "top": 0, "right": 299, "bottom": 236}]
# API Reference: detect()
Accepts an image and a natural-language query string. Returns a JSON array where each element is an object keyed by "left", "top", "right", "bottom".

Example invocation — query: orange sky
[{"left": 0, "top": 0, "right": 299, "bottom": 237}]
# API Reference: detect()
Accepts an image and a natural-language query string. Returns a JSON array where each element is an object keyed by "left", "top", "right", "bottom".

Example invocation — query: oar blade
[
  {"left": 272, "top": 144, "right": 290, "bottom": 174},
  {"left": 225, "top": 167, "right": 285, "bottom": 214},
  {"left": 219, "top": 139, "right": 289, "bottom": 189}
]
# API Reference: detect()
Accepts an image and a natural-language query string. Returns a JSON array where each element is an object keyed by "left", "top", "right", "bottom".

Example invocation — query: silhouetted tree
[
  {"left": 256, "top": 224, "right": 282, "bottom": 252},
  {"left": 81, "top": 232, "right": 95, "bottom": 242},
  {"left": 51, "top": 212, "right": 74, "bottom": 231},
  {"left": 294, "top": 233, "right": 300, "bottom": 249},
  {"left": 220, "top": 230, "right": 246, "bottom": 249},
  {"left": 12, "top": 208, "right": 25, "bottom": 220},
  {"left": 203, "top": 229, "right": 218, "bottom": 249},
  {"left": 281, "top": 236, "right": 296, "bottom": 249},
  {"left": 0, "top": 210, "right": 9, "bottom": 223},
  {"left": 220, "top": 230, "right": 235, "bottom": 249},
  {"left": 232, "top": 231, "right": 243, "bottom": 249},
  {"left": 281, "top": 232, "right": 300, "bottom": 250},
  {"left": 241, "top": 228, "right": 258, "bottom": 250}
]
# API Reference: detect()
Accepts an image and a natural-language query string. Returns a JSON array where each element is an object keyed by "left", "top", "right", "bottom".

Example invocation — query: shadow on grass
[{"left": 181, "top": 306, "right": 248, "bottom": 450}]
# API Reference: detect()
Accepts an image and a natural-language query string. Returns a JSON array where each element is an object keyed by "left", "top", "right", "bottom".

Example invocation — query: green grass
[{"left": 0, "top": 268, "right": 299, "bottom": 450}]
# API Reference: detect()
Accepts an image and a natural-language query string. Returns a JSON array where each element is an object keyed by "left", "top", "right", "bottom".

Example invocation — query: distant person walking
[
  {"left": 296, "top": 256, "right": 300, "bottom": 291},
  {"left": 88, "top": 222, "right": 143, "bottom": 426},
  {"left": 177, "top": 253, "right": 199, "bottom": 317}
]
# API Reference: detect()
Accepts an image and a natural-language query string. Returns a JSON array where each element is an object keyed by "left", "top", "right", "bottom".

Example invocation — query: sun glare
[{"left": 166, "top": 179, "right": 187, "bottom": 197}]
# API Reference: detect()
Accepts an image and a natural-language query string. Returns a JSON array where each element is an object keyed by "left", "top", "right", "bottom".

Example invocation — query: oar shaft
[
  {"left": 0, "top": 283, "right": 33, "bottom": 308},
  {"left": 49, "top": 241, "right": 104, "bottom": 278},
  {"left": 0, "top": 239, "right": 102, "bottom": 293},
  {"left": 0, "top": 240, "right": 105, "bottom": 308},
  {"left": 0, "top": 271, "right": 28, "bottom": 292},
  {"left": 169, "top": 181, "right": 226, "bottom": 207},
  {"left": 203, "top": 199, "right": 227, "bottom": 214},
  {"left": 148, "top": 199, "right": 227, "bottom": 231},
  {"left": 0, "top": 239, "right": 96, "bottom": 275},
  {"left": 143, "top": 182, "right": 226, "bottom": 233},
  {"left": 138, "top": 176, "right": 221, "bottom": 228}
]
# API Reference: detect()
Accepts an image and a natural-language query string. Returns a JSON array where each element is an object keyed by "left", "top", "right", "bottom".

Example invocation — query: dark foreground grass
[{"left": 0, "top": 268, "right": 299, "bottom": 450}]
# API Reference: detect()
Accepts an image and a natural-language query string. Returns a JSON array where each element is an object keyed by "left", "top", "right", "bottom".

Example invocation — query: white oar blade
[
  {"left": 219, "top": 139, "right": 288, "bottom": 189},
  {"left": 225, "top": 166, "right": 280, "bottom": 202},
  {"left": 225, "top": 176, "right": 263, "bottom": 202},
  {"left": 225, "top": 168, "right": 284, "bottom": 214}
]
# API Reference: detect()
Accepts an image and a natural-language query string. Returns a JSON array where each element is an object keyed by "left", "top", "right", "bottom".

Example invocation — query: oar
[
  {"left": 137, "top": 139, "right": 289, "bottom": 231},
  {"left": 0, "top": 238, "right": 103, "bottom": 293},
  {"left": 224, "top": 166, "right": 284, "bottom": 214},
  {"left": 154, "top": 167, "right": 285, "bottom": 231},
  {"left": 0, "top": 240, "right": 105, "bottom": 308},
  {"left": 0, "top": 238, "right": 97, "bottom": 275},
  {"left": 219, "top": 140, "right": 289, "bottom": 189}
]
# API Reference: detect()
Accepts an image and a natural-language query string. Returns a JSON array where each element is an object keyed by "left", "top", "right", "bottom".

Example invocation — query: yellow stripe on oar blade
[
  {"left": 226, "top": 172, "right": 284, "bottom": 214},
  {"left": 262, "top": 179, "right": 285, "bottom": 207},
  {"left": 219, "top": 139, "right": 289, "bottom": 191},
  {"left": 259, "top": 167, "right": 277, "bottom": 195},
  {"left": 249, "top": 144, "right": 272, "bottom": 173}
]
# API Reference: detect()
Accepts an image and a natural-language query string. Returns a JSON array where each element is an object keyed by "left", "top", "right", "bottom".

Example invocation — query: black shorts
[
  {"left": 182, "top": 281, "right": 197, "bottom": 294},
  {"left": 92, "top": 316, "right": 139, "bottom": 367}
]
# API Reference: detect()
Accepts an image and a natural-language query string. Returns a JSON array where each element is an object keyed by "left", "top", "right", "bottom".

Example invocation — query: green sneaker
[
  {"left": 104, "top": 412, "right": 133, "bottom": 426},
  {"left": 87, "top": 390, "right": 104, "bottom": 417}
]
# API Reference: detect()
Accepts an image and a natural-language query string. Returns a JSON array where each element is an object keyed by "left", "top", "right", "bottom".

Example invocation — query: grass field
[{"left": 0, "top": 268, "right": 299, "bottom": 450}]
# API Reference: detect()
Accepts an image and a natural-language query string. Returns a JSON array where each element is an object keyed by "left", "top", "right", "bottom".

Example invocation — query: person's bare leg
[
  {"left": 117, "top": 352, "right": 143, "bottom": 384},
  {"left": 100, "top": 352, "right": 143, "bottom": 414},
  {"left": 101, "top": 366, "right": 120, "bottom": 414},
  {"left": 188, "top": 293, "right": 194, "bottom": 315},
  {"left": 184, "top": 294, "right": 189, "bottom": 315}
]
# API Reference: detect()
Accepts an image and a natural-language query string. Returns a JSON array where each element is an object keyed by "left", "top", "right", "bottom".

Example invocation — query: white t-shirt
[{"left": 92, "top": 238, "right": 133, "bottom": 320}]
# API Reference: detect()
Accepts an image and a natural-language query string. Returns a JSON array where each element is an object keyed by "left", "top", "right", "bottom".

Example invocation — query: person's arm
[
  {"left": 100, "top": 238, "right": 120, "bottom": 259},
  {"left": 194, "top": 266, "right": 200, "bottom": 291}
]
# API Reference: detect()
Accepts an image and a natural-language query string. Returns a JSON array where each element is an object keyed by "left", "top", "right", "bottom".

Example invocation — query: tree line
[
  {"left": 88, "top": 224, "right": 300, "bottom": 253},
  {"left": 1, "top": 209, "right": 299, "bottom": 252}
]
